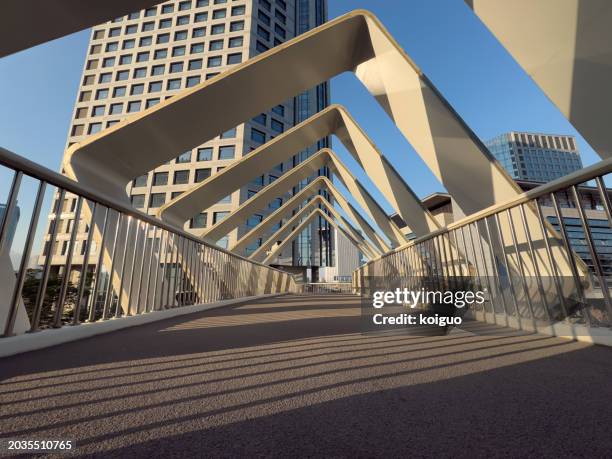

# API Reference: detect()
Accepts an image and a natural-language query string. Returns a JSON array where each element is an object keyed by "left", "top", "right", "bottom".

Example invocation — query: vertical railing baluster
[{"left": 74, "top": 202, "right": 98, "bottom": 325}]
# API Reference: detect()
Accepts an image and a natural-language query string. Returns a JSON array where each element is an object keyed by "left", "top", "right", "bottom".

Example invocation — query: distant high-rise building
[
  {"left": 43, "top": 0, "right": 330, "bottom": 278},
  {"left": 486, "top": 131, "right": 583, "bottom": 182}
]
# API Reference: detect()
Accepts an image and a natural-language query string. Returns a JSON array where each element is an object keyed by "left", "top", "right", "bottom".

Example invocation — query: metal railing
[
  {"left": 301, "top": 282, "right": 354, "bottom": 294},
  {"left": 0, "top": 147, "right": 298, "bottom": 338},
  {"left": 354, "top": 158, "right": 612, "bottom": 330}
]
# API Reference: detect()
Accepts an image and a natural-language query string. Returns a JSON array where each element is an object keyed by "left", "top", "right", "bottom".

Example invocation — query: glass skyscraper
[{"left": 486, "top": 131, "right": 583, "bottom": 182}]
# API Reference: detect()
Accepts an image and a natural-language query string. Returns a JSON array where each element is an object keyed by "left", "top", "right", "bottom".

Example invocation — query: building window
[
  {"left": 211, "top": 24, "right": 225, "bottom": 35},
  {"left": 75, "top": 108, "right": 87, "bottom": 119},
  {"left": 167, "top": 78, "right": 182, "bottom": 90},
  {"left": 193, "top": 27, "right": 206, "bottom": 38},
  {"left": 176, "top": 151, "right": 192, "bottom": 163},
  {"left": 149, "top": 81, "right": 163, "bottom": 92},
  {"left": 113, "top": 86, "right": 126, "bottom": 97},
  {"left": 208, "top": 56, "right": 222, "bottom": 67},
  {"left": 92, "top": 106, "right": 105, "bottom": 117},
  {"left": 161, "top": 4, "right": 174, "bottom": 14},
  {"left": 136, "top": 51, "right": 150, "bottom": 62},
  {"left": 99, "top": 73, "right": 112, "bottom": 83},
  {"left": 131, "top": 195, "right": 145, "bottom": 208},
  {"left": 186, "top": 76, "right": 201, "bottom": 87},
  {"left": 145, "top": 7, "right": 157, "bottom": 17},
  {"left": 102, "top": 57, "right": 115, "bottom": 67},
  {"left": 142, "top": 21, "right": 155, "bottom": 31},
  {"left": 131, "top": 83, "right": 144, "bottom": 95},
  {"left": 106, "top": 42, "right": 119, "bottom": 53},
  {"left": 221, "top": 127, "right": 236, "bottom": 138},
  {"left": 256, "top": 41, "right": 269, "bottom": 53},
  {"left": 157, "top": 33, "right": 170, "bottom": 44},
  {"left": 172, "top": 46, "right": 185, "bottom": 57},
  {"left": 96, "top": 88, "right": 109, "bottom": 100},
  {"left": 116, "top": 70, "right": 129, "bottom": 81},
  {"left": 188, "top": 59, "right": 203, "bottom": 71},
  {"left": 195, "top": 168, "right": 211, "bottom": 182},
  {"left": 227, "top": 53, "right": 242, "bottom": 64},
  {"left": 151, "top": 64, "right": 164, "bottom": 76},
  {"left": 126, "top": 24, "right": 138, "bottom": 34},
  {"left": 272, "top": 105, "right": 285, "bottom": 117},
  {"left": 275, "top": 24, "right": 286, "bottom": 38},
  {"left": 228, "top": 36, "right": 243, "bottom": 48},
  {"left": 127, "top": 101, "right": 141, "bottom": 112},
  {"left": 278, "top": 0, "right": 286, "bottom": 9},
  {"left": 257, "top": 25, "right": 270, "bottom": 41},
  {"left": 153, "top": 172, "right": 168, "bottom": 186},
  {"left": 179, "top": 0, "right": 192, "bottom": 11},
  {"left": 173, "top": 170, "right": 190, "bottom": 184},
  {"left": 191, "top": 213, "right": 207, "bottom": 228},
  {"left": 253, "top": 113, "right": 266, "bottom": 125},
  {"left": 109, "top": 27, "right": 121, "bottom": 37},
  {"left": 232, "top": 5, "right": 245, "bottom": 15},
  {"left": 209, "top": 39, "right": 223, "bottom": 51},
  {"left": 271, "top": 119, "right": 284, "bottom": 133},
  {"left": 219, "top": 145, "right": 235, "bottom": 160},
  {"left": 140, "top": 36, "right": 153, "bottom": 46},
  {"left": 72, "top": 125, "right": 84, "bottom": 136},
  {"left": 230, "top": 20, "right": 244, "bottom": 31},
  {"left": 258, "top": 11, "right": 270, "bottom": 26},
  {"left": 88, "top": 123, "right": 102, "bottom": 134},
  {"left": 149, "top": 193, "right": 166, "bottom": 208},
  {"left": 213, "top": 9, "right": 226, "bottom": 19},
  {"left": 175, "top": 30, "right": 188, "bottom": 41},
  {"left": 195, "top": 12, "right": 208, "bottom": 22},
  {"left": 128, "top": 11, "right": 140, "bottom": 20},
  {"left": 206, "top": 72, "right": 219, "bottom": 79},
  {"left": 123, "top": 39, "right": 135, "bottom": 49},
  {"left": 154, "top": 49, "right": 167, "bottom": 60},
  {"left": 251, "top": 128, "right": 266, "bottom": 144},
  {"left": 133, "top": 67, "right": 146, "bottom": 78},
  {"left": 109, "top": 103, "right": 123, "bottom": 115},
  {"left": 177, "top": 15, "right": 190, "bottom": 25},
  {"left": 213, "top": 211, "right": 229, "bottom": 224},
  {"left": 275, "top": 11, "right": 286, "bottom": 24},
  {"left": 170, "top": 62, "right": 184, "bottom": 73},
  {"left": 90, "top": 45, "right": 101, "bottom": 55},
  {"left": 146, "top": 98, "right": 160, "bottom": 108},
  {"left": 197, "top": 147, "right": 212, "bottom": 161},
  {"left": 197, "top": 0, "right": 209, "bottom": 6},
  {"left": 191, "top": 43, "right": 205, "bottom": 53},
  {"left": 119, "top": 54, "right": 132, "bottom": 65}
]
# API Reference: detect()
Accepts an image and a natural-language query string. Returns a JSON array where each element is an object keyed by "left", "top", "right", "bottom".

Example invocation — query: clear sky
[{"left": 0, "top": 0, "right": 602, "bottom": 255}]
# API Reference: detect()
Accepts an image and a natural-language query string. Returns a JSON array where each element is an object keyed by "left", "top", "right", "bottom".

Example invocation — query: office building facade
[
  {"left": 486, "top": 131, "right": 583, "bottom": 182},
  {"left": 43, "top": 0, "right": 330, "bottom": 273}
]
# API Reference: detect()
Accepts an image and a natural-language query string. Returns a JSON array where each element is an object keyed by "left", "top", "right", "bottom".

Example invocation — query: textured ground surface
[{"left": 1, "top": 294, "right": 612, "bottom": 458}]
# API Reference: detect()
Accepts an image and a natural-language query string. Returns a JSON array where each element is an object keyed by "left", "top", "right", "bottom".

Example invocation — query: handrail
[
  {"left": 364, "top": 157, "right": 612, "bottom": 263},
  {"left": 0, "top": 146, "right": 289, "bottom": 274}
]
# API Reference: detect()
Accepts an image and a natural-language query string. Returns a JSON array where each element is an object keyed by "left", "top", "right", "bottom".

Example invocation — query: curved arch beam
[
  {"left": 160, "top": 104, "right": 440, "bottom": 237},
  {"left": 65, "top": 9, "right": 529, "bottom": 218},
  {"left": 200, "top": 149, "right": 404, "bottom": 249},
  {"left": 250, "top": 196, "right": 375, "bottom": 262},
  {"left": 468, "top": 0, "right": 612, "bottom": 159},
  {"left": 263, "top": 209, "right": 362, "bottom": 265},
  {"left": 231, "top": 176, "right": 381, "bottom": 258},
  {"left": 0, "top": 0, "right": 160, "bottom": 58}
]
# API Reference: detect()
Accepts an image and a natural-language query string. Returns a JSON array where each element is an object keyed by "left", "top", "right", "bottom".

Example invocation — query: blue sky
[{"left": 0, "top": 0, "right": 602, "bottom": 254}]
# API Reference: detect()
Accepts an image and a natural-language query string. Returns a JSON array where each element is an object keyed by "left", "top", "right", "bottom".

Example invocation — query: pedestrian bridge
[{"left": 3, "top": 293, "right": 612, "bottom": 456}]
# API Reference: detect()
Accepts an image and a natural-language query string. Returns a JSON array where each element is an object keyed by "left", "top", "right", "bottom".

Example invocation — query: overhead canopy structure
[
  {"left": 231, "top": 176, "right": 381, "bottom": 258},
  {"left": 262, "top": 208, "right": 362, "bottom": 265},
  {"left": 199, "top": 149, "right": 405, "bottom": 250},
  {"left": 0, "top": 0, "right": 160, "bottom": 58},
  {"left": 467, "top": 0, "right": 612, "bottom": 159},
  {"left": 248, "top": 195, "right": 375, "bottom": 262},
  {"left": 160, "top": 104, "right": 441, "bottom": 237},
  {"left": 65, "top": 9, "right": 531, "bottom": 221}
]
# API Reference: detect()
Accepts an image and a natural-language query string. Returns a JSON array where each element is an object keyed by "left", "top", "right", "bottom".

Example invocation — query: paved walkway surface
[{"left": 2, "top": 294, "right": 612, "bottom": 458}]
